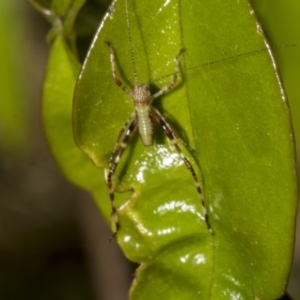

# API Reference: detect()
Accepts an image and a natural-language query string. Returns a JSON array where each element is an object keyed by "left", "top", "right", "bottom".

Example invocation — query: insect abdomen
[{"left": 136, "top": 106, "right": 153, "bottom": 146}]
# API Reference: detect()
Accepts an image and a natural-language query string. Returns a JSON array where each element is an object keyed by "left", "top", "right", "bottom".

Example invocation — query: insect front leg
[
  {"left": 105, "top": 41, "right": 131, "bottom": 95},
  {"left": 152, "top": 48, "right": 185, "bottom": 101},
  {"left": 106, "top": 117, "right": 138, "bottom": 235},
  {"left": 152, "top": 109, "right": 212, "bottom": 233}
]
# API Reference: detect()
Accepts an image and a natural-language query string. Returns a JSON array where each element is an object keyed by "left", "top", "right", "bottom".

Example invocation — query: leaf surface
[{"left": 73, "top": 0, "right": 298, "bottom": 299}]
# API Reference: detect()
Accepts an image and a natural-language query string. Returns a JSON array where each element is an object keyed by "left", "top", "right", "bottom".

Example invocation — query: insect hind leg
[
  {"left": 109, "top": 112, "right": 136, "bottom": 165},
  {"left": 106, "top": 117, "right": 138, "bottom": 235},
  {"left": 152, "top": 108, "right": 212, "bottom": 233}
]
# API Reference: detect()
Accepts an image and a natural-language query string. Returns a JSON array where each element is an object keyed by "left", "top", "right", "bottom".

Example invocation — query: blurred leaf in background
[
  {"left": 252, "top": 0, "right": 300, "bottom": 152},
  {"left": 0, "top": 1, "right": 30, "bottom": 159}
]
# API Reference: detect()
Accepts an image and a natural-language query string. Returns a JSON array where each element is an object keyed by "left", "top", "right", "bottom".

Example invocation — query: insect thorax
[{"left": 132, "top": 84, "right": 151, "bottom": 105}]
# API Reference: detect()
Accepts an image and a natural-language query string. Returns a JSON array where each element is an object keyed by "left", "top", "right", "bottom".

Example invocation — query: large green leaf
[{"left": 74, "top": 0, "right": 297, "bottom": 299}]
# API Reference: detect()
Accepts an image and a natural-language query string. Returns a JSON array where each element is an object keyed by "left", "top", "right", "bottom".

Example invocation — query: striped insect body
[{"left": 132, "top": 84, "right": 153, "bottom": 146}]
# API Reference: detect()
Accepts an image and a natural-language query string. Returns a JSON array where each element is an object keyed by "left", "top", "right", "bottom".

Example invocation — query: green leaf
[
  {"left": 29, "top": 0, "right": 86, "bottom": 46},
  {"left": 27, "top": 0, "right": 51, "bottom": 12},
  {"left": 74, "top": 0, "right": 298, "bottom": 299},
  {"left": 250, "top": 0, "right": 300, "bottom": 154},
  {"left": 0, "top": 1, "right": 30, "bottom": 156},
  {"left": 29, "top": 0, "right": 81, "bottom": 18},
  {"left": 42, "top": 36, "right": 111, "bottom": 221},
  {"left": 29, "top": 0, "right": 113, "bottom": 219},
  {"left": 52, "top": 0, "right": 74, "bottom": 16}
]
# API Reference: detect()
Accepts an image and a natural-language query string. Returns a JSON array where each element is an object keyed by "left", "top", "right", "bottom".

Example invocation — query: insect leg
[
  {"left": 106, "top": 117, "right": 138, "bottom": 234},
  {"left": 152, "top": 109, "right": 212, "bottom": 233},
  {"left": 105, "top": 41, "right": 131, "bottom": 95},
  {"left": 109, "top": 112, "right": 136, "bottom": 164},
  {"left": 152, "top": 49, "right": 185, "bottom": 100}
]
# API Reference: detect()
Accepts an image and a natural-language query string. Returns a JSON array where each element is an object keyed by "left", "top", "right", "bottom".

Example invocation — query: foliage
[
  {"left": 0, "top": 1, "right": 30, "bottom": 156},
  {"left": 28, "top": 0, "right": 298, "bottom": 299}
]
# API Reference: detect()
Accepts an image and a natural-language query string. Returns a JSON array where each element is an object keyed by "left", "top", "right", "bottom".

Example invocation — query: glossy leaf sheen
[{"left": 74, "top": 0, "right": 298, "bottom": 299}]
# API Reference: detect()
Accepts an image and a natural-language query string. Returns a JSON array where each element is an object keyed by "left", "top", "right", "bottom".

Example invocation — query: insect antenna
[
  {"left": 151, "top": 43, "right": 296, "bottom": 84},
  {"left": 125, "top": 0, "right": 138, "bottom": 85}
]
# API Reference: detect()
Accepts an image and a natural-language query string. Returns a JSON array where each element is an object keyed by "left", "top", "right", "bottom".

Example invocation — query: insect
[
  {"left": 105, "top": 41, "right": 212, "bottom": 235},
  {"left": 101, "top": 0, "right": 212, "bottom": 236}
]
